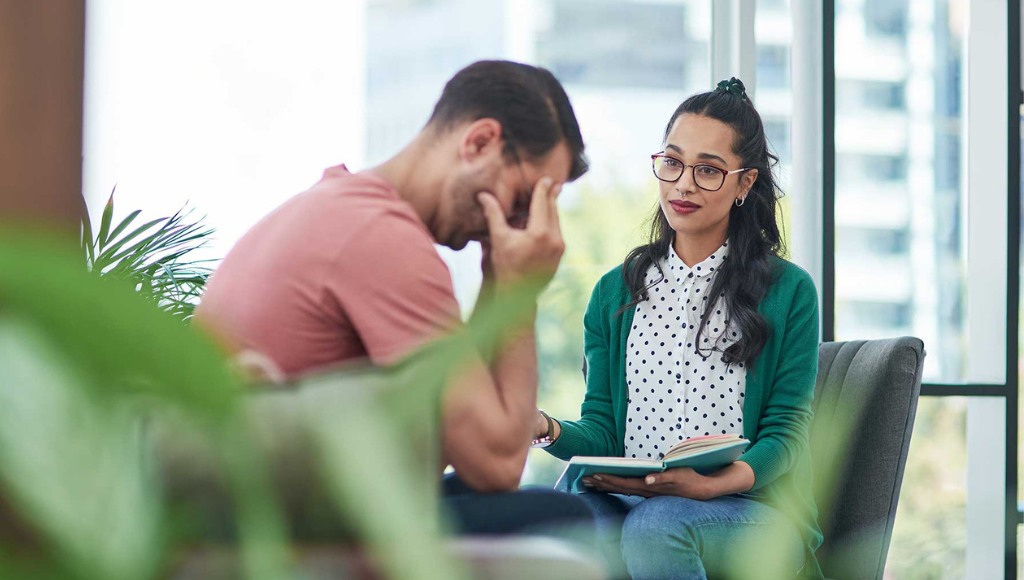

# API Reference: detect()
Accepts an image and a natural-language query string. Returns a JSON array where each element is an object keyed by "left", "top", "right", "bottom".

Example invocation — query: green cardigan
[{"left": 547, "top": 258, "right": 824, "bottom": 579}]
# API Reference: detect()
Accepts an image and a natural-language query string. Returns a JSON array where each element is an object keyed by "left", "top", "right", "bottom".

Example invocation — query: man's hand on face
[{"left": 477, "top": 176, "right": 565, "bottom": 292}]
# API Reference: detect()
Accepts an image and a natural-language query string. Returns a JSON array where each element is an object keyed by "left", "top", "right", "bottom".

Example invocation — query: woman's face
[{"left": 657, "top": 114, "right": 757, "bottom": 239}]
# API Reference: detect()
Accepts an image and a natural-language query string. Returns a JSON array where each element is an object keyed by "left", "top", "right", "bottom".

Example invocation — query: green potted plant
[{"left": 81, "top": 191, "right": 216, "bottom": 321}]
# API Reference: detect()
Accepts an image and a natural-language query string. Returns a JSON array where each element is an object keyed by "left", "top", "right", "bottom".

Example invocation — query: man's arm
[
  {"left": 440, "top": 177, "right": 565, "bottom": 492},
  {"left": 333, "top": 178, "right": 564, "bottom": 493},
  {"left": 441, "top": 321, "right": 538, "bottom": 491}
]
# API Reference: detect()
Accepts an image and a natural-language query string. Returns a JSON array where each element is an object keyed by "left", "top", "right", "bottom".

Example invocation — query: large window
[
  {"left": 363, "top": 0, "right": 711, "bottom": 318},
  {"left": 523, "top": 0, "right": 712, "bottom": 485},
  {"left": 830, "top": 1, "right": 1016, "bottom": 579},
  {"left": 756, "top": 0, "right": 793, "bottom": 243},
  {"left": 833, "top": 0, "right": 966, "bottom": 383}
]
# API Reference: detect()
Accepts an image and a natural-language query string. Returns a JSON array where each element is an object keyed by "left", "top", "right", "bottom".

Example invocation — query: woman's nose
[{"left": 675, "top": 166, "right": 698, "bottom": 195}]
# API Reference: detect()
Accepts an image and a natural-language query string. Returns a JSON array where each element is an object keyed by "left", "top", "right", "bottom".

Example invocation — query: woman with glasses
[{"left": 532, "top": 79, "right": 824, "bottom": 580}]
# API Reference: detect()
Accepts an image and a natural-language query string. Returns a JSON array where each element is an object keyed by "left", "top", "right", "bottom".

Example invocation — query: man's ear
[{"left": 459, "top": 118, "right": 504, "bottom": 163}]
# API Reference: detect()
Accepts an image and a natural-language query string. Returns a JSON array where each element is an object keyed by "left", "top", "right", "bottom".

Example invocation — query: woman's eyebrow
[
  {"left": 665, "top": 143, "right": 728, "bottom": 166},
  {"left": 697, "top": 152, "right": 728, "bottom": 165}
]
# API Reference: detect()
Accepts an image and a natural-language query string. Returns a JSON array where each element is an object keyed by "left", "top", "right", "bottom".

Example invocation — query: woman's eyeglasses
[{"left": 651, "top": 153, "right": 751, "bottom": 192}]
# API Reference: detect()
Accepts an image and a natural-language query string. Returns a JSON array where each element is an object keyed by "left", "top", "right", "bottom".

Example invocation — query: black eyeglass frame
[{"left": 650, "top": 153, "right": 752, "bottom": 192}]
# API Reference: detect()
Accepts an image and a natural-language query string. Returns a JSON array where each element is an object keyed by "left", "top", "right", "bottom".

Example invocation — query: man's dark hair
[{"left": 427, "top": 60, "right": 588, "bottom": 181}]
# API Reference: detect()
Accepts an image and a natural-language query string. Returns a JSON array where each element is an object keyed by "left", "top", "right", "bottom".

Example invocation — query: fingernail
[
  {"left": 593, "top": 475, "right": 603, "bottom": 481},
  {"left": 645, "top": 476, "right": 656, "bottom": 485},
  {"left": 583, "top": 481, "right": 594, "bottom": 487}
]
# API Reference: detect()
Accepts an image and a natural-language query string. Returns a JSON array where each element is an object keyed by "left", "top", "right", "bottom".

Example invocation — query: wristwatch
[{"left": 531, "top": 409, "right": 556, "bottom": 448}]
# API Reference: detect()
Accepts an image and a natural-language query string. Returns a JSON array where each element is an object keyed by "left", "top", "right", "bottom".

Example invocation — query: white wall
[{"left": 83, "top": 0, "right": 367, "bottom": 259}]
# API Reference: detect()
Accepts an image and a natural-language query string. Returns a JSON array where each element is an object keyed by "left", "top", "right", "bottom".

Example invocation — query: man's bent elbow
[{"left": 449, "top": 451, "right": 527, "bottom": 493}]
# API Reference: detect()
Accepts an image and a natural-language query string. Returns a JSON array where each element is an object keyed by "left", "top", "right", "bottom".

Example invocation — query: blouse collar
[{"left": 666, "top": 240, "right": 730, "bottom": 283}]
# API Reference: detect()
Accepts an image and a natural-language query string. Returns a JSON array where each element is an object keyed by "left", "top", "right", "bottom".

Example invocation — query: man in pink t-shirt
[
  {"left": 197, "top": 163, "right": 464, "bottom": 376},
  {"left": 197, "top": 61, "right": 591, "bottom": 532}
]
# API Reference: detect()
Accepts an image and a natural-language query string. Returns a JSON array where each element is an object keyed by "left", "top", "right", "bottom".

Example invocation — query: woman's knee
[{"left": 620, "top": 496, "right": 702, "bottom": 559}]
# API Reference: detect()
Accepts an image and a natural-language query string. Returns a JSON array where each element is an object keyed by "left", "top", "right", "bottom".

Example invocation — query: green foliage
[
  {"left": 0, "top": 318, "right": 162, "bottom": 580},
  {"left": 0, "top": 228, "right": 545, "bottom": 579},
  {"left": 82, "top": 191, "right": 216, "bottom": 322}
]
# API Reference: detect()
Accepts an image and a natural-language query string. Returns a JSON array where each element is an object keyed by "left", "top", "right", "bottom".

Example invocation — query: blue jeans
[{"left": 575, "top": 491, "right": 804, "bottom": 580}]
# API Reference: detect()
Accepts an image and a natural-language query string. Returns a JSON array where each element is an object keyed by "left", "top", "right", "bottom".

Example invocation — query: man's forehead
[{"left": 526, "top": 142, "right": 573, "bottom": 184}]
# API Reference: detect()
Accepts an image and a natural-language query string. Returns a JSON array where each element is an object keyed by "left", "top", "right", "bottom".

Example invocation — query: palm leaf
[
  {"left": 81, "top": 208, "right": 95, "bottom": 269},
  {"left": 92, "top": 217, "right": 167, "bottom": 270},
  {"left": 80, "top": 195, "right": 217, "bottom": 324},
  {"left": 104, "top": 209, "right": 143, "bottom": 251},
  {"left": 97, "top": 190, "right": 115, "bottom": 249},
  {"left": 103, "top": 223, "right": 187, "bottom": 268}
]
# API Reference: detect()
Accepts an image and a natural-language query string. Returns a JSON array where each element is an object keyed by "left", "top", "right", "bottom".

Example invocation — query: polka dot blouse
[{"left": 623, "top": 241, "right": 747, "bottom": 460}]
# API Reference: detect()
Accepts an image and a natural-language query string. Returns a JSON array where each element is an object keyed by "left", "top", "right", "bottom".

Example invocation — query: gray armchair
[{"left": 810, "top": 338, "right": 926, "bottom": 580}]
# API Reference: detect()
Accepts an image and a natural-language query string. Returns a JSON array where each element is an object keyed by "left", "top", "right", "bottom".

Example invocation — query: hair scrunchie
[{"left": 715, "top": 77, "right": 748, "bottom": 101}]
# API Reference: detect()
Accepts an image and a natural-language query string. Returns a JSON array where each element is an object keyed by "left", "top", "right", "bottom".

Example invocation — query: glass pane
[
  {"left": 366, "top": 0, "right": 712, "bottom": 314},
  {"left": 522, "top": 0, "right": 712, "bottom": 485},
  {"left": 886, "top": 397, "right": 967, "bottom": 579},
  {"left": 755, "top": 0, "right": 793, "bottom": 247},
  {"left": 1019, "top": 524, "right": 1024, "bottom": 580},
  {"left": 833, "top": 0, "right": 967, "bottom": 383}
]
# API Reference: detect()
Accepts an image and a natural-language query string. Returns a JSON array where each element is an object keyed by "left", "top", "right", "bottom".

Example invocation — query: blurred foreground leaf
[
  {"left": 0, "top": 317, "right": 161, "bottom": 580},
  {"left": 0, "top": 227, "right": 538, "bottom": 580}
]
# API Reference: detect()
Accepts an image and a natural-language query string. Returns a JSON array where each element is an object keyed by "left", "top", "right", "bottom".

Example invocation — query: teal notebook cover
[{"left": 556, "top": 440, "right": 749, "bottom": 494}]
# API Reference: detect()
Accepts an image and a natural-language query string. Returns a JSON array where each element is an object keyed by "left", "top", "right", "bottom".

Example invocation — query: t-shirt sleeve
[{"left": 324, "top": 209, "right": 463, "bottom": 366}]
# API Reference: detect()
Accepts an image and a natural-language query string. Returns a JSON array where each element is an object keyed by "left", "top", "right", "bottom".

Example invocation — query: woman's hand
[
  {"left": 583, "top": 467, "right": 712, "bottom": 500},
  {"left": 582, "top": 461, "right": 755, "bottom": 500}
]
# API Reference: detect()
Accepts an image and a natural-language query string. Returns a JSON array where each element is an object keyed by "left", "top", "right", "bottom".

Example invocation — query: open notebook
[{"left": 556, "top": 434, "right": 749, "bottom": 494}]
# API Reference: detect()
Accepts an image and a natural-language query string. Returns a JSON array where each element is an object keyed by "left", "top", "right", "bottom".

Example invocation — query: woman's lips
[{"left": 669, "top": 199, "right": 701, "bottom": 215}]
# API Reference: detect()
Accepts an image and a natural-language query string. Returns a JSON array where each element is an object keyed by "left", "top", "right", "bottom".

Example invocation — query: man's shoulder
[
  {"left": 307, "top": 168, "right": 411, "bottom": 214},
  {"left": 297, "top": 169, "right": 436, "bottom": 249}
]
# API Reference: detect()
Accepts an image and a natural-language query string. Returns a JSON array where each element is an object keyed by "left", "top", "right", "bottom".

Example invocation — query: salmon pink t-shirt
[{"left": 196, "top": 165, "right": 462, "bottom": 377}]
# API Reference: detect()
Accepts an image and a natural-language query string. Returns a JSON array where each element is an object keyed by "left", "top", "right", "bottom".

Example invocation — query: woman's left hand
[{"left": 582, "top": 467, "right": 712, "bottom": 500}]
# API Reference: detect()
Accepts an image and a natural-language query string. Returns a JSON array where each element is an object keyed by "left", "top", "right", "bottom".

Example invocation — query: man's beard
[{"left": 444, "top": 172, "right": 492, "bottom": 249}]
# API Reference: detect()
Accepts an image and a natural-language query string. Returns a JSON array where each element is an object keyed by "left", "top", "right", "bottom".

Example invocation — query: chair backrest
[{"left": 809, "top": 338, "right": 925, "bottom": 580}]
